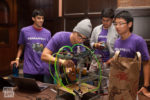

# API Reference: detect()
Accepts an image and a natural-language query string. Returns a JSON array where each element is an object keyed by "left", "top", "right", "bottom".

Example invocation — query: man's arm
[
  {"left": 41, "top": 48, "right": 64, "bottom": 64},
  {"left": 143, "top": 60, "right": 150, "bottom": 87},
  {"left": 41, "top": 48, "right": 74, "bottom": 67},
  {"left": 138, "top": 60, "right": 150, "bottom": 97},
  {"left": 16, "top": 45, "right": 24, "bottom": 59},
  {"left": 10, "top": 45, "right": 24, "bottom": 67}
]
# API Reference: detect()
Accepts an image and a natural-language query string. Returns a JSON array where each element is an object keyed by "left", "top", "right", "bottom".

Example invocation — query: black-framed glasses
[
  {"left": 113, "top": 22, "right": 127, "bottom": 26},
  {"left": 77, "top": 33, "right": 87, "bottom": 41}
]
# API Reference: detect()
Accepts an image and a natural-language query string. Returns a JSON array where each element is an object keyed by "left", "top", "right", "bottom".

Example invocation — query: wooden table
[
  {"left": 0, "top": 84, "right": 57, "bottom": 100},
  {"left": 1, "top": 86, "right": 149, "bottom": 100}
]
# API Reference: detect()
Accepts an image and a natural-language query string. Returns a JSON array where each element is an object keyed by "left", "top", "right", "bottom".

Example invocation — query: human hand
[
  {"left": 10, "top": 60, "right": 19, "bottom": 69},
  {"left": 138, "top": 87, "right": 150, "bottom": 98},
  {"left": 62, "top": 60, "right": 75, "bottom": 68},
  {"left": 94, "top": 42, "right": 105, "bottom": 50},
  {"left": 105, "top": 58, "right": 113, "bottom": 67}
]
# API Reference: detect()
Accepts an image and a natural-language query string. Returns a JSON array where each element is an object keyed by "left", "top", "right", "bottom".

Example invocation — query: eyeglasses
[
  {"left": 77, "top": 33, "right": 87, "bottom": 41},
  {"left": 113, "top": 22, "right": 127, "bottom": 26}
]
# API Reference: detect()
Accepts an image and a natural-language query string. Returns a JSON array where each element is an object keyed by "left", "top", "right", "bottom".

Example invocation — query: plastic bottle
[{"left": 13, "top": 64, "right": 19, "bottom": 77}]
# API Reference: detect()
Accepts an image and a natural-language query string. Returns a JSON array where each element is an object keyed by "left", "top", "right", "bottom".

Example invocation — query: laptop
[
  {"left": 0, "top": 77, "right": 14, "bottom": 89},
  {"left": 12, "top": 77, "right": 49, "bottom": 92}
]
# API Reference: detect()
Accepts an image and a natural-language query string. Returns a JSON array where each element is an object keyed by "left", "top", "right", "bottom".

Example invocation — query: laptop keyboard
[{"left": 39, "top": 86, "right": 45, "bottom": 90}]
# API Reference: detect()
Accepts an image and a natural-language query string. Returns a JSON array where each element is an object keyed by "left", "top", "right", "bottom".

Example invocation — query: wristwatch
[{"left": 143, "top": 85, "right": 150, "bottom": 91}]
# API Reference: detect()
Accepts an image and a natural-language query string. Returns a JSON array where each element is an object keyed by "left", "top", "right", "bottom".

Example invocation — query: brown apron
[{"left": 108, "top": 51, "right": 141, "bottom": 100}]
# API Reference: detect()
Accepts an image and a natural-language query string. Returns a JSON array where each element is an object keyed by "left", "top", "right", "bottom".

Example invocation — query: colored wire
[{"left": 48, "top": 44, "right": 102, "bottom": 95}]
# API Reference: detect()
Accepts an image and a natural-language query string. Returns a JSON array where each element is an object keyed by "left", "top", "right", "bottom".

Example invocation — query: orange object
[{"left": 66, "top": 67, "right": 76, "bottom": 82}]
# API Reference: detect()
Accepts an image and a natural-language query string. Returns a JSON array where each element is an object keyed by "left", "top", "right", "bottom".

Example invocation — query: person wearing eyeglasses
[
  {"left": 41, "top": 19, "right": 92, "bottom": 84},
  {"left": 113, "top": 10, "right": 150, "bottom": 98},
  {"left": 90, "top": 8, "right": 118, "bottom": 94}
]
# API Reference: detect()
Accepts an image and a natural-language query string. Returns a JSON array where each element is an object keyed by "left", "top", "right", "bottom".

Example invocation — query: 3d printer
[{"left": 48, "top": 44, "right": 102, "bottom": 100}]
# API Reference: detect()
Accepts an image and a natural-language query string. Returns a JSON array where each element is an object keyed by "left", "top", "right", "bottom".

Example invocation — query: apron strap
[
  {"left": 135, "top": 52, "right": 141, "bottom": 71},
  {"left": 113, "top": 51, "right": 141, "bottom": 71},
  {"left": 113, "top": 50, "right": 120, "bottom": 61}
]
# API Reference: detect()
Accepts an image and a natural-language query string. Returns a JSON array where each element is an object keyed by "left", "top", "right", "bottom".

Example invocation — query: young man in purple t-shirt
[
  {"left": 90, "top": 8, "right": 118, "bottom": 94},
  {"left": 10, "top": 9, "right": 51, "bottom": 82},
  {"left": 41, "top": 19, "right": 92, "bottom": 83},
  {"left": 113, "top": 10, "right": 150, "bottom": 97}
]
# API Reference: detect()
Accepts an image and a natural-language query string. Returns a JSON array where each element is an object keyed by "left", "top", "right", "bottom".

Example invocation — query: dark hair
[
  {"left": 32, "top": 9, "right": 45, "bottom": 17},
  {"left": 101, "top": 8, "right": 114, "bottom": 19},
  {"left": 114, "top": 10, "right": 133, "bottom": 32}
]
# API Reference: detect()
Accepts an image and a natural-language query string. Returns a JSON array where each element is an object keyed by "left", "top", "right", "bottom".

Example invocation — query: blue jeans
[
  {"left": 24, "top": 73, "right": 44, "bottom": 82},
  {"left": 43, "top": 75, "right": 54, "bottom": 84}
]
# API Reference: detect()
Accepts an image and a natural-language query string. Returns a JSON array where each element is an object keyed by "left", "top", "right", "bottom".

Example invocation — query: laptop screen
[
  {"left": 0, "top": 77, "right": 13, "bottom": 89},
  {"left": 12, "top": 77, "right": 49, "bottom": 92}
]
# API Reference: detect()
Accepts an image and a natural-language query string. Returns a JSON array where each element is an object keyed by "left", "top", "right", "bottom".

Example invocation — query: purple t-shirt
[
  {"left": 18, "top": 25, "right": 51, "bottom": 75},
  {"left": 46, "top": 31, "right": 85, "bottom": 75},
  {"left": 46, "top": 32, "right": 72, "bottom": 54},
  {"left": 95, "top": 28, "right": 110, "bottom": 62},
  {"left": 114, "top": 33, "right": 149, "bottom": 61},
  {"left": 45, "top": 32, "right": 72, "bottom": 74}
]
